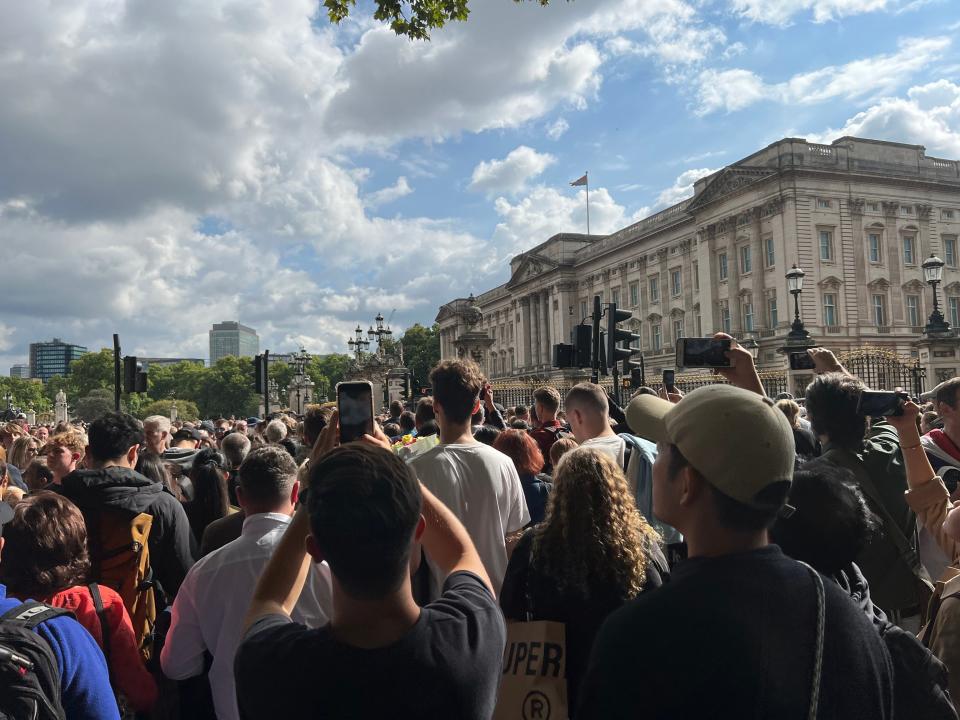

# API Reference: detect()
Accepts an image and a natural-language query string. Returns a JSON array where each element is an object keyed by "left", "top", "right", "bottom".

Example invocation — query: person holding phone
[
  {"left": 802, "top": 348, "right": 928, "bottom": 629},
  {"left": 235, "top": 414, "right": 506, "bottom": 719}
]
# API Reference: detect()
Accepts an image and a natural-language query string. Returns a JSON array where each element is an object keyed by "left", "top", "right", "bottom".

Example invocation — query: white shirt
[
  {"left": 581, "top": 434, "right": 626, "bottom": 467},
  {"left": 160, "top": 512, "right": 333, "bottom": 720},
  {"left": 410, "top": 441, "right": 529, "bottom": 596}
]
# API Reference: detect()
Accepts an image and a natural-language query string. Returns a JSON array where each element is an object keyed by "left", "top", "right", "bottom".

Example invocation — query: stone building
[{"left": 437, "top": 136, "right": 960, "bottom": 389}]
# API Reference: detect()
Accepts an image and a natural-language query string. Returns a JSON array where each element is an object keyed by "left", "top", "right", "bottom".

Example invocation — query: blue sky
[{"left": 0, "top": 0, "right": 959, "bottom": 368}]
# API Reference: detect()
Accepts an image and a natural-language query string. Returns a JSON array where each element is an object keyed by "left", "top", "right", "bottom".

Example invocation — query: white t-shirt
[
  {"left": 581, "top": 434, "right": 627, "bottom": 467},
  {"left": 410, "top": 441, "right": 530, "bottom": 596}
]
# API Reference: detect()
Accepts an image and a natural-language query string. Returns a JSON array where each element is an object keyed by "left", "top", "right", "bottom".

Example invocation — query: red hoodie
[{"left": 41, "top": 584, "right": 158, "bottom": 713}]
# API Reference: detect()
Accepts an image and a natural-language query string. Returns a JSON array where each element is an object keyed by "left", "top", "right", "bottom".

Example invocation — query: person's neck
[
  {"left": 329, "top": 578, "right": 421, "bottom": 649},
  {"left": 942, "top": 420, "right": 960, "bottom": 447},
  {"left": 539, "top": 413, "right": 557, "bottom": 425},
  {"left": 685, "top": 528, "right": 769, "bottom": 559},
  {"left": 93, "top": 459, "right": 132, "bottom": 471},
  {"left": 439, "top": 420, "right": 475, "bottom": 445},
  {"left": 586, "top": 424, "right": 616, "bottom": 440},
  {"left": 52, "top": 467, "right": 74, "bottom": 483},
  {"left": 240, "top": 503, "right": 293, "bottom": 518},
  {"left": 147, "top": 443, "right": 164, "bottom": 455}
]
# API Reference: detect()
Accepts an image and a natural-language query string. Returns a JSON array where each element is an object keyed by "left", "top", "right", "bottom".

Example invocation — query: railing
[
  {"left": 808, "top": 144, "right": 835, "bottom": 158},
  {"left": 826, "top": 326, "right": 842, "bottom": 333},
  {"left": 876, "top": 326, "right": 891, "bottom": 334}
]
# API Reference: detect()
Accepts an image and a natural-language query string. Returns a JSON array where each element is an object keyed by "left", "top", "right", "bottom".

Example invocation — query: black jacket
[{"left": 57, "top": 466, "right": 195, "bottom": 597}]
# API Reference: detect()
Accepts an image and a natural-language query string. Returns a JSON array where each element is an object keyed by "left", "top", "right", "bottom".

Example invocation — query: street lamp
[
  {"left": 923, "top": 254, "right": 951, "bottom": 334},
  {"left": 369, "top": 312, "right": 393, "bottom": 355},
  {"left": 740, "top": 337, "right": 760, "bottom": 361},
  {"left": 786, "top": 264, "right": 810, "bottom": 342},
  {"left": 290, "top": 346, "right": 311, "bottom": 414},
  {"left": 348, "top": 325, "right": 371, "bottom": 362}
]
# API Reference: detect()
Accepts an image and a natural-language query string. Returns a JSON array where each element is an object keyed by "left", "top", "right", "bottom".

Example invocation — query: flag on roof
[{"left": 570, "top": 174, "right": 588, "bottom": 187}]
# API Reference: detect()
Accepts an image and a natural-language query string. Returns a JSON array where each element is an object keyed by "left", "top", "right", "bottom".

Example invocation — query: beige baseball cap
[{"left": 626, "top": 384, "right": 795, "bottom": 511}]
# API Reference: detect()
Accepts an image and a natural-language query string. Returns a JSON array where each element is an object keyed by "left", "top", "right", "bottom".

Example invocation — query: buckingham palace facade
[{"left": 437, "top": 136, "right": 960, "bottom": 384}]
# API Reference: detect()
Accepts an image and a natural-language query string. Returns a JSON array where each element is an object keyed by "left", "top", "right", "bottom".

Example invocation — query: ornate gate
[{"left": 837, "top": 347, "right": 925, "bottom": 396}]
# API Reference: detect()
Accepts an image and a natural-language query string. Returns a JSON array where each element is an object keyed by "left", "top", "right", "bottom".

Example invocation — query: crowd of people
[{"left": 5, "top": 332, "right": 960, "bottom": 717}]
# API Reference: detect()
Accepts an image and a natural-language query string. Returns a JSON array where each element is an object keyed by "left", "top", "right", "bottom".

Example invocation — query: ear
[
  {"left": 678, "top": 464, "right": 704, "bottom": 508},
  {"left": 0, "top": 536, "right": 5, "bottom": 563},
  {"left": 290, "top": 479, "right": 300, "bottom": 506},
  {"left": 414, "top": 514, "right": 426, "bottom": 542},
  {"left": 71, "top": 451, "right": 81, "bottom": 464},
  {"left": 472, "top": 399, "right": 481, "bottom": 416},
  {"left": 305, "top": 533, "right": 325, "bottom": 565},
  {"left": 127, "top": 444, "right": 139, "bottom": 466},
  {"left": 235, "top": 485, "right": 246, "bottom": 509}
]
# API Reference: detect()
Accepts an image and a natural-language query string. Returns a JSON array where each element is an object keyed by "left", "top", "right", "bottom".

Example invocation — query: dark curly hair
[
  {"left": 804, "top": 372, "right": 867, "bottom": 451},
  {"left": 87, "top": 411, "right": 144, "bottom": 463},
  {"left": 0, "top": 493, "right": 91, "bottom": 599},
  {"left": 770, "top": 458, "right": 880, "bottom": 576}
]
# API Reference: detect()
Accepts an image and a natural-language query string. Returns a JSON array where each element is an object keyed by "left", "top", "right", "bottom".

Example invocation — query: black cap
[{"left": 172, "top": 427, "right": 202, "bottom": 442}]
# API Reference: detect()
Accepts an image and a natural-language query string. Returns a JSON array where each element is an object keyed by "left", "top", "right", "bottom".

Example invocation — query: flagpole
[{"left": 585, "top": 171, "right": 590, "bottom": 235}]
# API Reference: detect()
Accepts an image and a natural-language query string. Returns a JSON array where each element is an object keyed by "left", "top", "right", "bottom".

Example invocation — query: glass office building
[
  {"left": 29, "top": 339, "right": 88, "bottom": 382},
  {"left": 209, "top": 322, "right": 259, "bottom": 364}
]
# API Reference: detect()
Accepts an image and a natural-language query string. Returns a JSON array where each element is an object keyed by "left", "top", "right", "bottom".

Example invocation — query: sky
[{"left": 2, "top": 0, "right": 960, "bottom": 369}]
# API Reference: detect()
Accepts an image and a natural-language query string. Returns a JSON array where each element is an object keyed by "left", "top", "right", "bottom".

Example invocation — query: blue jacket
[{"left": 0, "top": 584, "right": 119, "bottom": 720}]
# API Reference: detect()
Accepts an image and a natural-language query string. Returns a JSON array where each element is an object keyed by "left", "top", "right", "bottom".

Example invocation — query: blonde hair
[
  {"left": 776, "top": 399, "right": 801, "bottom": 429},
  {"left": 7, "top": 436, "right": 39, "bottom": 471},
  {"left": 46, "top": 430, "right": 87, "bottom": 457},
  {"left": 549, "top": 437, "right": 578, "bottom": 469},
  {"left": 533, "top": 447, "right": 659, "bottom": 599}
]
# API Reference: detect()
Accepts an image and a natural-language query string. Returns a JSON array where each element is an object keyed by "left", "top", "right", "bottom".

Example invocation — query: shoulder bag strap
[
  {"left": 88, "top": 583, "right": 112, "bottom": 668},
  {"left": 796, "top": 562, "right": 825, "bottom": 720},
  {"left": 0, "top": 600, "right": 71, "bottom": 628},
  {"left": 822, "top": 448, "right": 922, "bottom": 569}
]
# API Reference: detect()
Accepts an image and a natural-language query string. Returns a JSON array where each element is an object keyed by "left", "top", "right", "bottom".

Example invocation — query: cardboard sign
[{"left": 494, "top": 621, "right": 568, "bottom": 720}]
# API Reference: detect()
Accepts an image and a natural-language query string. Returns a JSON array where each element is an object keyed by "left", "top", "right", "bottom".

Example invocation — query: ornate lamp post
[
  {"left": 786, "top": 265, "right": 810, "bottom": 343},
  {"left": 290, "top": 346, "right": 311, "bottom": 414},
  {"left": 368, "top": 312, "right": 393, "bottom": 355},
  {"left": 348, "top": 325, "right": 371, "bottom": 363},
  {"left": 923, "top": 254, "right": 950, "bottom": 335},
  {"left": 740, "top": 337, "right": 760, "bottom": 361}
]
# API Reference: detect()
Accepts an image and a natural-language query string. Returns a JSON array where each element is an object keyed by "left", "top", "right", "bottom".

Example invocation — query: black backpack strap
[
  {"left": 88, "top": 583, "right": 112, "bottom": 667},
  {"left": 0, "top": 601, "right": 71, "bottom": 630}
]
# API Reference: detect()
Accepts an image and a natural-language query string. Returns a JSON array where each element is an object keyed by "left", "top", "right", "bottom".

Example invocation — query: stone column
[
  {"left": 520, "top": 296, "right": 532, "bottom": 370},
  {"left": 541, "top": 289, "right": 551, "bottom": 365}
]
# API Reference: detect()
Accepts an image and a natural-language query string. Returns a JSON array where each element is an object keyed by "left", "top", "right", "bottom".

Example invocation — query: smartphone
[
  {"left": 337, "top": 381, "right": 374, "bottom": 443},
  {"left": 856, "top": 390, "right": 907, "bottom": 417},
  {"left": 662, "top": 369, "right": 676, "bottom": 391},
  {"left": 789, "top": 351, "right": 816, "bottom": 370},
  {"left": 675, "top": 338, "right": 732, "bottom": 369}
]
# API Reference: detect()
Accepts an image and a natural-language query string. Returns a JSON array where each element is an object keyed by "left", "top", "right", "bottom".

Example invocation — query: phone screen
[
  {"left": 857, "top": 390, "right": 905, "bottom": 417},
  {"left": 337, "top": 382, "right": 374, "bottom": 443},
  {"left": 676, "top": 338, "right": 731, "bottom": 369},
  {"left": 662, "top": 369, "right": 675, "bottom": 389},
  {"left": 789, "top": 352, "right": 816, "bottom": 370}
]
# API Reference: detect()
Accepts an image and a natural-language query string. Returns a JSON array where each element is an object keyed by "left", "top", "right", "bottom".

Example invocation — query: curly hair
[
  {"left": 0, "top": 493, "right": 91, "bottom": 599},
  {"left": 532, "top": 447, "right": 659, "bottom": 600}
]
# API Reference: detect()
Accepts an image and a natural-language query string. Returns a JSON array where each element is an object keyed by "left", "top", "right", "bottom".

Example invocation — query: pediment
[
  {"left": 945, "top": 282, "right": 960, "bottom": 295},
  {"left": 818, "top": 275, "right": 843, "bottom": 289},
  {"left": 902, "top": 279, "right": 926, "bottom": 293},
  {"left": 867, "top": 278, "right": 891, "bottom": 291},
  {"left": 669, "top": 307, "right": 685, "bottom": 318},
  {"left": 506, "top": 253, "right": 560, "bottom": 289},
  {"left": 900, "top": 224, "right": 920, "bottom": 233},
  {"left": 647, "top": 313, "right": 662, "bottom": 322},
  {"left": 686, "top": 166, "right": 778, "bottom": 213}
]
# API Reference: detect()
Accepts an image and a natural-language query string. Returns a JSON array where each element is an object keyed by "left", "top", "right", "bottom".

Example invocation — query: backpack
[
  {"left": 619, "top": 433, "right": 683, "bottom": 546},
  {"left": 880, "top": 620, "right": 958, "bottom": 720},
  {"left": 84, "top": 506, "right": 157, "bottom": 662},
  {"left": 0, "top": 601, "right": 70, "bottom": 720}
]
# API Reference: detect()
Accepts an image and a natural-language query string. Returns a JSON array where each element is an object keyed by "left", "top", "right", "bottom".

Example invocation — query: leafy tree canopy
[{"left": 323, "top": 0, "right": 550, "bottom": 40}]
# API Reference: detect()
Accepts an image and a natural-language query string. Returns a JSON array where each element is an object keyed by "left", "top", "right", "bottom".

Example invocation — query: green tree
[
  {"left": 146, "top": 361, "right": 207, "bottom": 404},
  {"left": 269, "top": 362, "right": 295, "bottom": 396},
  {"left": 0, "top": 378, "right": 52, "bottom": 413},
  {"left": 324, "top": 0, "right": 550, "bottom": 40},
  {"left": 399, "top": 323, "right": 440, "bottom": 387},
  {"left": 75, "top": 388, "right": 115, "bottom": 422},
  {"left": 195, "top": 356, "right": 259, "bottom": 418},
  {"left": 139, "top": 399, "right": 200, "bottom": 422},
  {"left": 44, "top": 375, "right": 71, "bottom": 406},
  {"left": 68, "top": 349, "right": 116, "bottom": 399},
  {"left": 309, "top": 355, "right": 352, "bottom": 398}
]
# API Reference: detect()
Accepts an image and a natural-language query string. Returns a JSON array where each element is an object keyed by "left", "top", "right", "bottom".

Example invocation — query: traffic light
[
  {"left": 254, "top": 354, "right": 266, "bottom": 394},
  {"left": 552, "top": 343, "right": 575, "bottom": 368},
  {"left": 122, "top": 356, "right": 147, "bottom": 393},
  {"left": 606, "top": 303, "right": 642, "bottom": 372},
  {"left": 573, "top": 325, "right": 592, "bottom": 368}
]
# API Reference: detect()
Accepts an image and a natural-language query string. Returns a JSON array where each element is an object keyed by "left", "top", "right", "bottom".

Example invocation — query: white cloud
[
  {"left": 364, "top": 176, "right": 413, "bottom": 208},
  {"left": 805, "top": 80, "right": 960, "bottom": 157},
  {"left": 696, "top": 35, "right": 949, "bottom": 114},
  {"left": 729, "top": 0, "right": 892, "bottom": 25},
  {"left": 654, "top": 168, "right": 721, "bottom": 209},
  {"left": 546, "top": 117, "right": 570, "bottom": 140},
  {"left": 491, "top": 186, "right": 630, "bottom": 252},
  {"left": 468, "top": 146, "right": 557, "bottom": 197},
  {"left": 722, "top": 42, "right": 747, "bottom": 59}
]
